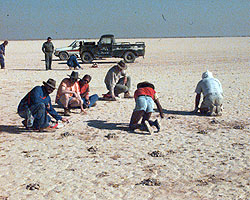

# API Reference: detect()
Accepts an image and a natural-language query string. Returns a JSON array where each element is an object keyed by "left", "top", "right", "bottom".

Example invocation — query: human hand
[
  {"left": 80, "top": 109, "right": 87, "bottom": 114},
  {"left": 193, "top": 107, "right": 199, "bottom": 113},
  {"left": 61, "top": 117, "right": 69, "bottom": 123}
]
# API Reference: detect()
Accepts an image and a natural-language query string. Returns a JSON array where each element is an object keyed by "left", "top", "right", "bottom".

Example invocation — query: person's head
[
  {"left": 137, "top": 81, "right": 155, "bottom": 89},
  {"left": 3, "top": 40, "right": 8, "bottom": 46},
  {"left": 47, "top": 37, "right": 52, "bottom": 42},
  {"left": 80, "top": 74, "right": 92, "bottom": 85},
  {"left": 202, "top": 70, "right": 213, "bottom": 79},
  {"left": 43, "top": 78, "right": 56, "bottom": 94},
  {"left": 68, "top": 71, "right": 79, "bottom": 83},
  {"left": 117, "top": 60, "right": 127, "bottom": 71}
]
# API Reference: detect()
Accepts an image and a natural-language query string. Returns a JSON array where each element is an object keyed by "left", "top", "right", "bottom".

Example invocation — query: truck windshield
[
  {"left": 68, "top": 41, "right": 76, "bottom": 47},
  {"left": 99, "top": 37, "right": 112, "bottom": 44}
]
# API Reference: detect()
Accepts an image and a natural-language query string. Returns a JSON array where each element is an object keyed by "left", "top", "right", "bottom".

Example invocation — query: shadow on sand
[
  {"left": 11, "top": 68, "right": 68, "bottom": 71},
  {"left": 87, "top": 120, "right": 128, "bottom": 131},
  {"left": 0, "top": 125, "right": 31, "bottom": 134}
]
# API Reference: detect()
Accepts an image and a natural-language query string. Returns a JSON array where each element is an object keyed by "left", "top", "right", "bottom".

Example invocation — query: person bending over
[{"left": 129, "top": 81, "right": 164, "bottom": 134}]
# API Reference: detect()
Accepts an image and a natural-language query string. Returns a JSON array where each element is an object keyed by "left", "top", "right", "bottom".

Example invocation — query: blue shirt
[
  {"left": 19, "top": 86, "right": 62, "bottom": 120},
  {"left": 0, "top": 43, "right": 5, "bottom": 59},
  {"left": 67, "top": 55, "right": 80, "bottom": 67}
]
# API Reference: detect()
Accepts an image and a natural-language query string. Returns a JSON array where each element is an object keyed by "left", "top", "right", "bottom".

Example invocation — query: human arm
[
  {"left": 194, "top": 93, "right": 201, "bottom": 113},
  {"left": 42, "top": 43, "right": 45, "bottom": 53},
  {"left": 154, "top": 98, "right": 164, "bottom": 118}
]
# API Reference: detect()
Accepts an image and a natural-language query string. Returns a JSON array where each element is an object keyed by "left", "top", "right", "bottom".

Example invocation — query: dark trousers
[
  {"left": 18, "top": 102, "right": 50, "bottom": 129},
  {"left": 45, "top": 52, "right": 53, "bottom": 70},
  {"left": 0, "top": 58, "right": 5, "bottom": 69}
]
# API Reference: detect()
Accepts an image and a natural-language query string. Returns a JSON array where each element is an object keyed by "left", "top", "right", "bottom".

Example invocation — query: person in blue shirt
[
  {"left": 67, "top": 54, "right": 82, "bottom": 70},
  {"left": 18, "top": 79, "right": 68, "bottom": 132},
  {"left": 0, "top": 40, "right": 8, "bottom": 69}
]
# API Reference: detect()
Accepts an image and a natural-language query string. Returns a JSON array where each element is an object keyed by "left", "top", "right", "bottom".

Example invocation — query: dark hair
[
  {"left": 47, "top": 37, "right": 52, "bottom": 40},
  {"left": 137, "top": 81, "right": 155, "bottom": 89},
  {"left": 82, "top": 74, "right": 92, "bottom": 82}
]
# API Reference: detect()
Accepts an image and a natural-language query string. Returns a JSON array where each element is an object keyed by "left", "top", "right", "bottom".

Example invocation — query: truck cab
[{"left": 97, "top": 35, "right": 115, "bottom": 57}]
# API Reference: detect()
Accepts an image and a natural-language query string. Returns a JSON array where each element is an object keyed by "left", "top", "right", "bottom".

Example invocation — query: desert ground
[{"left": 0, "top": 37, "right": 249, "bottom": 200}]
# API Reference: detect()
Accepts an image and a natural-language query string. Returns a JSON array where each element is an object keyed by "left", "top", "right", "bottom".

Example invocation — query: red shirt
[
  {"left": 134, "top": 87, "right": 156, "bottom": 100},
  {"left": 78, "top": 82, "right": 89, "bottom": 95}
]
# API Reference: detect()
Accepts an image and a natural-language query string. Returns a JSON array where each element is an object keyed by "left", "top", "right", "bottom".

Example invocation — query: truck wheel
[
  {"left": 123, "top": 51, "right": 136, "bottom": 63},
  {"left": 81, "top": 52, "right": 93, "bottom": 63},
  {"left": 59, "top": 52, "right": 69, "bottom": 60}
]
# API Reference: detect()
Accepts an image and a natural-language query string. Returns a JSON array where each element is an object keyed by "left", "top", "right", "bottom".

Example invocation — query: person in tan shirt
[{"left": 55, "top": 71, "right": 84, "bottom": 116}]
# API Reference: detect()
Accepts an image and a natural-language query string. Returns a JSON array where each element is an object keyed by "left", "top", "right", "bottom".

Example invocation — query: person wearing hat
[
  {"left": 55, "top": 71, "right": 84, "bottom": 116},
  {"left": 129, "top": 81, "right": 164, "bottom": 134},
  {"left": 78, "top": 74, "right": 99, "bottom": 108},
  {"left": 194, "top": 70, "right": 223, "bottom": 116},
  {"left": 104, "top": 60, "right": 132, "bottom": 100},
  {"left": 42, "top": 37, "right": 54, "bottom": 70},
  {"left": 17, "top": 78, "right": 68, "bottom": 132},
  {"left": 0, "top": 40, "right": 8, "bottom": 69}
]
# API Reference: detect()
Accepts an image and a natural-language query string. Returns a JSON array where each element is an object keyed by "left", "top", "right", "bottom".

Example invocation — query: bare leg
[
  {"left": 59, "top": 94, "right": 70, "bottom": 108},
  {"left": 129, "top": 110, "right": 145, "bottom": 130},
  {"left": 69, "top": 97, "right": 82, "bottom": 108},
  {"left": 141, "top": 112, "right": 152, "bottom": 124}
]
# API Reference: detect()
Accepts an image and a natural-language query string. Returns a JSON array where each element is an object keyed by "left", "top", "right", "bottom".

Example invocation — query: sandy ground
[{"left": 0, "top": 37, "right": 250, "bottom": 200}]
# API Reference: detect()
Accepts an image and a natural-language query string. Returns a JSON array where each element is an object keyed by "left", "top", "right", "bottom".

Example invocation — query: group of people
[
  {"left": 42, "top": 37, "right": 82, "bottom": 70},
  {"left": 17, "top": 55, "right": 224, "bottom": 133}
]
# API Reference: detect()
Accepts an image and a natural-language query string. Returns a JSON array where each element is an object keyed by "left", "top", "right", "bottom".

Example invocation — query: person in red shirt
[
  {"left": 129, "top": 81, "right": 164, "bottom": 134},
  {"left": 78, "top": 74, "right": 99, "bottom": 108}
]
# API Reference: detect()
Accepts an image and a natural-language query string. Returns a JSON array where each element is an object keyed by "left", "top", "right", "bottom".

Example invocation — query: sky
[{"left": 1, "top": 0, "right": 250, "bottom": 40}]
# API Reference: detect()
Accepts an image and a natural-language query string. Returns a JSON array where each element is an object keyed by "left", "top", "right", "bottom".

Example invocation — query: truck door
[{"left": 97, "top": 37, "right": 112, "bottom": 57}]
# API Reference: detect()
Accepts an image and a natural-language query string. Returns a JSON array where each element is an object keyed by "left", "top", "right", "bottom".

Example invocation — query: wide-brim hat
[
  {"left": 43, "top": 78, "right": 56, "bottom": 89},
  {"left": 67, "top": 71, "right": 80, "bottom": 80},
  {"left": 137, "top": 81, "right": 155, "bottom": 89},
  {"left": 117, "top": 60, "right": 127, "bottom": 70}
]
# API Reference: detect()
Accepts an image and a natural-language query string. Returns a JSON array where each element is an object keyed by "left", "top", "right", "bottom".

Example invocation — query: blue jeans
[
  {"left": 82, "top": 94, "right": 99, "bottom": 108},
  {"left": 18, "top": 102, "right": 50, "bottom": 129},
  {"left": 134, "top": 95, "right": 154, "bottom": 113},
  {"left": 0, "top": 58, "right": 5, "bottom": 69}
]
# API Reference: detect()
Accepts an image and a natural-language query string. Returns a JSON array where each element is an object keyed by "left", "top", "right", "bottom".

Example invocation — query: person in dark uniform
[
  {"left": 0, "top": 40, "right": 8, "bottom": 69},
  {"left": 42, "top": 37, "right": 54, "bottom": 70}
]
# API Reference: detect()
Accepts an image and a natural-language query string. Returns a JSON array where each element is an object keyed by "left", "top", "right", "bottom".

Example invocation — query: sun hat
[
  {"left": 202, "top": 70, "right": 213, "bottom": 79},
  {"left": 67, "top": 71, "right": 79, "bottom": 80},
  {"left": 43, "top": 78, "right": 56, "bottom": 89},
  {"left": 117, "top": 60, "right": 127, "bottom": 70}
]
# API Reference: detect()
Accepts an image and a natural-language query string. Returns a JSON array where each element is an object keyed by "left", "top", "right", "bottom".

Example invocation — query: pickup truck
[{"left": 80, "top": 34, "right": 145, "bottom": 63}]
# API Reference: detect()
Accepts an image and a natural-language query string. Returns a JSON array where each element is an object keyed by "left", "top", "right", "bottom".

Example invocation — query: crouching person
[
  {"left": 55, "top": 71, "right": 85, "bottom": 116},
  {"left": 17, "top": 79, "right": 68, "bottom": 132},
  {"left": 129, "top": 81, "right": 164, "bottom": 134},
  {"left": 78, "top": 74, "right": 99, "bottom": 108},
  {"left": 194, "top": 70, "right": 223, "bottom": 116}
]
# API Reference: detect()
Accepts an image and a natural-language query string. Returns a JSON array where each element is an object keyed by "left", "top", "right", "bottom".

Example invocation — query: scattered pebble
[
  {"left": 233, "top": 124, "right": 244, "bottom": 130},
  {"left": 136, "top": 178, "right": 161, "bottom": 186},
  {"left": 148, "top": 150, "right": 164, "bottom": 157},
  {"left": 210, "top": 119, "right": 219, "bottom": 124},
  {"left": 26, "top": 183, "right": 40, "bottom": 190},
  {"left": 61, "top": 132, "right": 75, "bottom": 138},
  {"left": 167, "top": 116, "right": 176, "bottom": 119},
  {"left": 96, "top": 171, "right": 109, "bottom": 178},
  {"left": 198, "top": 129, "right": 208, "bottom": 134},
  {"left": 87, "top": 146, "right": 97, "bottom": 153},
  {"left": 104, "top": 133, "right": 118, "bottom": 139}
]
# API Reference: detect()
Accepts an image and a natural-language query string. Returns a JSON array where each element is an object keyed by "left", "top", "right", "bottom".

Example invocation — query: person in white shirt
[{"left": 194, "top": 70, "right": 223, "bottom": 116}]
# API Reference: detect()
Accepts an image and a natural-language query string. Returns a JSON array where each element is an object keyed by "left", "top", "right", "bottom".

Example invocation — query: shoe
[
  {"left": 39, "top": 126, "right": 56, "bottom": 132},
  {"left": 124, "top": 92, "right": 133, "bottom": 98},
  {"left": 64, "top": 108, "right": 71, "bottom": 116},
  {"left": 215, "top": 105, "right": 222, "bottom": 116},
  {"left": 144, "top": 121, "right": 153, "bottom": 134},
  {"left": 91, "top": 102, "right": 97, "bottom": 107},
  {"left": 152, "top": 119, "right": 161, "bottom": 132}
]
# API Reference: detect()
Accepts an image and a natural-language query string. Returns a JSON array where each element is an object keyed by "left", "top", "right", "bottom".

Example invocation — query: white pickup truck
[{"left": 54, "top": 40, "right": 84, "bottom": 60}]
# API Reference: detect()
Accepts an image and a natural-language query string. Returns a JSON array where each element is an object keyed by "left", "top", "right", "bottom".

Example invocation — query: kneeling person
[
  {"left": 67, "top": 54, "right": 82, "bottom": 70},
  {"left": 78, "top": 74, "right": 99, "bottom": 108},
  {"left": 129, "top": 81, "right": 164, "bottom": 134},
  {"left": 17, "top": 79, "right": 68, "bottom": 131},
  {"left": 194, "top": 70, "right": 223, "bottom": 116}
]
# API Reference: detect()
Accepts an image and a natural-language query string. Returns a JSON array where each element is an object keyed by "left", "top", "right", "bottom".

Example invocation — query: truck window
[{"left": 100, "top": 37, "right": 112, "bottom": 44}]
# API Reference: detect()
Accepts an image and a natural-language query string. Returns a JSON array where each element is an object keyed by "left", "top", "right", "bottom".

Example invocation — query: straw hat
[{"left": 43, "top": 78, "right": 56, "bottom": 89}]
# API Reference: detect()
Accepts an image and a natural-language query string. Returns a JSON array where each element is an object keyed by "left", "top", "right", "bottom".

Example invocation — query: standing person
[
  {"left": 0, "top": 40, "right": 8, "bottom": 69},
  {"left": 67, "top": 54, "right": 82, "bottom": 70},
  {"left": 78, "top": 74, "right": 99, "bottom": 108},
  {"left": 55, "top": 71, "right": 85, "bottom": 116},
  {"left": 42, "top": 37, "right": 54, "bottom": 70},
  {"left": 194, "top": 70, "right": 223, "bottom": 116},
  {"left": 17, "top": 79, "right": 68, "bottom": 132},
  {"left": 104, "top": 60, "right": 132, "bottom": 100},
  {"left": 129, "top": 81, "right": 164, "bottom": 134}
]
